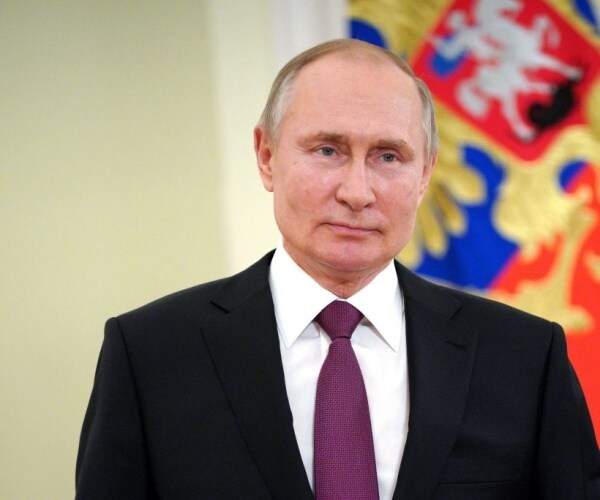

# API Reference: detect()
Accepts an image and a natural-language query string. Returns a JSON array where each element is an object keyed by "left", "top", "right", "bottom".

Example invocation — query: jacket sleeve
[
  {"left": 533, "top": 323, "right": 600, "bottom": 499},
  {"left": 570, "top": 361, "right": 600, "bottom": 499},
  {"left": 76, "top": 318, "right": 157, "bottom": 499}
]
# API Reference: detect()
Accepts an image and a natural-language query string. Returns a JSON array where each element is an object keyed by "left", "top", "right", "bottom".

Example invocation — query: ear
[
  {"left": 254, "top": 126, "right": 274, "bottom": 192},
  {"left": 417, "top": 153, "right": 437, "bottom": 205}
]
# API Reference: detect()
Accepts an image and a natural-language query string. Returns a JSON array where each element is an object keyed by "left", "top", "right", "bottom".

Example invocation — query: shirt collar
[
  {"left": 346, "top": 260, "right": 404, "bottom": 352},
  {"left": 269, "top": 244, "right": 404, "bottom": 351},
  {"left": 269, "top": 245, "right": 336, "bottom": 349}
]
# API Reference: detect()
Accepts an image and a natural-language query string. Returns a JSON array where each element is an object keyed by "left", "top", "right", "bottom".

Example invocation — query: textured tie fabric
[{"left": 314, "top": 300, "right": 379, "bottom": 500}]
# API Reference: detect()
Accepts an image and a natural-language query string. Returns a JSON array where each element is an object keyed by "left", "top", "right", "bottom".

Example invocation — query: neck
[
  {"left": 294, "top": 258, "right": 389, "bottom": 299},
  {"left": 323, "top": 269, "right": 386, "bottom": 298}
]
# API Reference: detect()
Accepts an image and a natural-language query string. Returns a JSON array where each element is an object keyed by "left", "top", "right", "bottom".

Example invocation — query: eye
[
  {"left": 318, "top": 146, "right": 336, "bottom": 157},
  {"left": 381, "top": 152, "right": 398, "bottom": 162}
]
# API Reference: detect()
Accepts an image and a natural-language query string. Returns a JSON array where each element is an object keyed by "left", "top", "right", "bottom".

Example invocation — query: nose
[{"left": 335, "top": 159, "right": 376, "bottom": 211}]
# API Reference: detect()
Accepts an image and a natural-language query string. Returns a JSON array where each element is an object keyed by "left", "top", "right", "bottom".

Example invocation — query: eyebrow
[{"left": 299, "top": 132, "right": 349, "bottom": 147}]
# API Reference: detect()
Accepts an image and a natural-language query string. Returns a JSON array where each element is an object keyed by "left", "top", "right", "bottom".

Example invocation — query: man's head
[
  {"left": 254, "top": 39, "right": 438, "bottom": 296},
  {"left": 258, "top": 39, "right": 438, "bottom": 165}
]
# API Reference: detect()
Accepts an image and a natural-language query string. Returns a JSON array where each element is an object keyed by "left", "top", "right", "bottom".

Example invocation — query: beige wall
[{"left": 1, "top": 1, "right": 278, "bottom": 497}]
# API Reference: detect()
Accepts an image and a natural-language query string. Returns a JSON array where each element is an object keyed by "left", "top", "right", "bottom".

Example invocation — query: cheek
[
  {"left": 381, "top": 180, "right": 422, "bottom": 225},
  {"left": 279, "top": 168, "right": 330, "bottom": 211},
  {"left": 385, "top": 197, "right": 419, "bottom": 248},
  {"left": 272, "top": 175, "right": 317, "bottom": 226}
]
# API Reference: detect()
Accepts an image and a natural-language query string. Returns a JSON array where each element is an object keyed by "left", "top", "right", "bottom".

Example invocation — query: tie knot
[{"left": 315, "top": 300, "right": 364, "bottom": 340}]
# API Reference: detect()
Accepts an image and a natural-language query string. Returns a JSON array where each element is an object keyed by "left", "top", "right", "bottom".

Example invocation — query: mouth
[{"left": 325, "top": 222, "right": 375, "bottom": 236}]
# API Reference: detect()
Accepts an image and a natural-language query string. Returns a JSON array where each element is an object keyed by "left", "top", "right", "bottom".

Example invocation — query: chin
[{"left": 320, "top": 251, "right": 386, "bottom": 275}]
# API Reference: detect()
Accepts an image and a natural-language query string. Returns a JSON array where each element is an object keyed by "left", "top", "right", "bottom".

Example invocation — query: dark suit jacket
[{"left": 76, "top": 252, "right": 599, "bottom": 499}]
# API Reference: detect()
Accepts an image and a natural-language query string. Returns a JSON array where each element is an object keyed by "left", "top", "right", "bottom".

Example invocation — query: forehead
[
  {"left": 282, "top": 53, "right": 423, "bottom": 141},
  {"left": 295, "top": 52, "right": 417, "bottom": 97}
]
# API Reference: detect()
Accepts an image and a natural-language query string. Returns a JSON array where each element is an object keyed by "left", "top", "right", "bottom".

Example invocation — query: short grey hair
[{"left": 258, "top": 39, "right": 439, "bottom": 164}]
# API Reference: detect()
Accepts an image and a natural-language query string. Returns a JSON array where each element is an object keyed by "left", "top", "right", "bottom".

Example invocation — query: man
[{"left": 76, "top": 39, "right": 599, "bottom": 498}]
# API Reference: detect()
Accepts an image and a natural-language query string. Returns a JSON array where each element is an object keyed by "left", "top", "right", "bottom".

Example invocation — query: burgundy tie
[{"left": 314, "top": 300, "right": 379, "bottom": 500}]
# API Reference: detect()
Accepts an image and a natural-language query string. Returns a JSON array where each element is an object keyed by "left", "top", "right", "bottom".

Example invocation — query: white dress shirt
[{"left": 269, "top": 245, "right": 409, "bottom": 500}]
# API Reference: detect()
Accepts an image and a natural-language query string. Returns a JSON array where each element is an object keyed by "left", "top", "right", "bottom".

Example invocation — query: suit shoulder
[
  {"left": 447, "top": 283, "right": 554, "bottom": 330},
  {"left": 450, "top": 285, "right": 562, "bottom": 356},
  {"left": 112, "top": 252, "right": 274, "bottom": 336},
  {"left": 121, "top": 276, "right": 229, "bottom": 319},
  {"left": 397, "top": 262, "right": 558, "bottom": 345},
  {"left": 105, "top": 277, "right": 226, "bottom": 345}
]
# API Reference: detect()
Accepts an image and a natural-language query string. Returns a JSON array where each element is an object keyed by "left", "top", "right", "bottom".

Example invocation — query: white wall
[{"left": 0, "top": 1, "right": 277, "bottom": 497}]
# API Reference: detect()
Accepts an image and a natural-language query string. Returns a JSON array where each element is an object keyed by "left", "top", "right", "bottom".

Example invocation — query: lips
[{"left": 325, "top": 222, "right": 375, "bottom": 235}]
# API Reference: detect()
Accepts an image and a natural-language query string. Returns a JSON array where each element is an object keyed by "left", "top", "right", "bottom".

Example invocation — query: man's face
[{"left": 255, "top": 54, "right": 434, "bottom": 291}]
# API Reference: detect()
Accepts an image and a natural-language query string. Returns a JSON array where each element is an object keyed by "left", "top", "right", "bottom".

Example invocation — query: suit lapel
[
  {"left": 201, "top": 254, "right": 313, "bottom": 500},
  {"left": 393, "top": 264, "right": 478, "bottom": 499}
]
